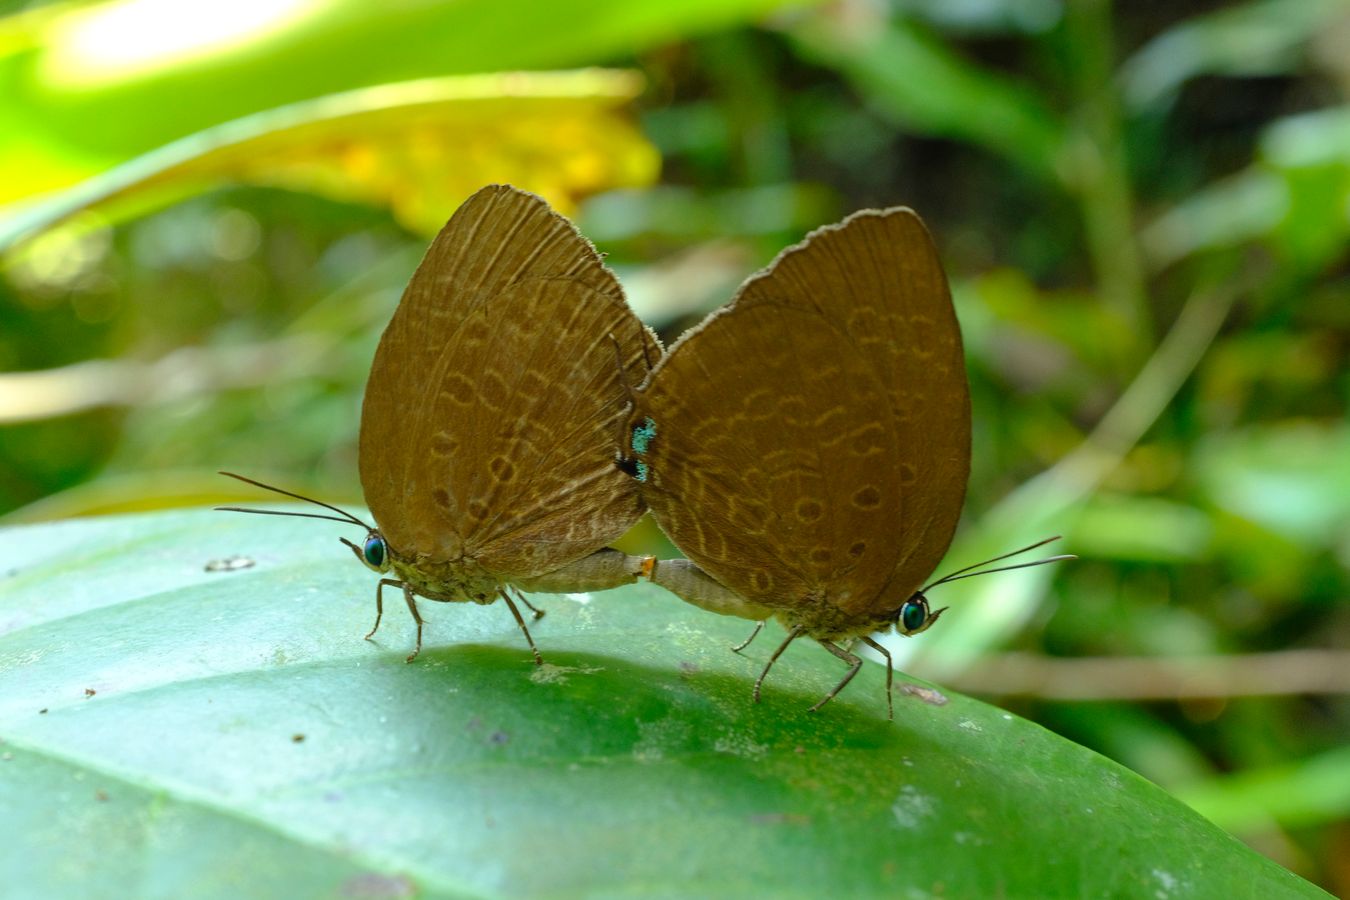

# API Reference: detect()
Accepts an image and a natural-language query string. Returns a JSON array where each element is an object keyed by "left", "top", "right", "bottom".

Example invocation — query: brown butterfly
[
  {"left": 221, "top": 185, "right": 660, "bottom": 663},
  {"left": 620, "top": 207, "right": 1070, "bottom": 717}
]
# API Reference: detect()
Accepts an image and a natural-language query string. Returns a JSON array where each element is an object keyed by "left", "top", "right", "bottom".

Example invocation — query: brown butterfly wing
[
  {"left": 637, "top": 301, "right": 903, "bottom": 614},
  {"left": 450, "top": 278, "right": 656, "bottom": 576},
  {"left": 728, "top": 209, "right": 970, "bottom": 612},
  {"left": 637, "top": 207, "right": 966, "bottom": 623},
  {"left": 359, "top": 185, "right": 658, "bottom": 578}
]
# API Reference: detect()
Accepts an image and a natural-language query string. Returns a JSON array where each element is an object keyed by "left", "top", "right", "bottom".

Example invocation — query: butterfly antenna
[
  {"left": 923, "top": 536, "right": 1075, "bottom": 592},
  {"left": 607, "top": 333, "right": 640, "bottom": 405},
  {"left": 216, "top": 471, "right": 373, "bottom": 531},
  {"left": 637, "top": 321, "right": 657, "bottom": 375}
]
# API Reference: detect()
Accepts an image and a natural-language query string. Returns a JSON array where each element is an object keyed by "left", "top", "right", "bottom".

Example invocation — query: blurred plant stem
[
  {"left": 948, "top": 649, "right": 1350, "bottom": 700},
  {"left": 997, "top": 280, "right": 1234, "bottom": 527},
  {"left": 1062, "top": 0, "right": 1151, "bottom": 354},
  {"left": 699, "top": 31, "right": 792, "bottom": 185},
  {"left": 0, "top": 336, "right": 333, "bottom": 425}
]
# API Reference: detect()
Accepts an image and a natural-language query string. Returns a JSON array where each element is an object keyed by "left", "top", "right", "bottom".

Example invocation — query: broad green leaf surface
[{"left": 0, "top": 511, "right": 1324, "bottom": 899}]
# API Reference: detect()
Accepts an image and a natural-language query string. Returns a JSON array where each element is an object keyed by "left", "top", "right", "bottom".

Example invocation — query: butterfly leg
[
  {"left": 402, "top": 584, "right": 426, "bottom": 663},
  {"left": 499, "top": 589, "right": 545, "bottom": 666},
  {"left": 810, "top": 639, "right": 864, "bottom": 713},
  {"left": 754, "top": 625, "right": 804, "bottom": 704},
  {"left": 858, "top": 635, "right": 894, "bottom": 720},
  {"left": 366, "top": 578, "right": 404, "bottom": 641},
  {"left": 731, "top": 621, "right": 765, "bottom": 654},
  {"left": 510, "top": 587, "right": 546, "bottom": 620}
]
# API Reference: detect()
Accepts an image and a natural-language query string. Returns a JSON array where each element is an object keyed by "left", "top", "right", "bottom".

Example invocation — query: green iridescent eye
[
  {"left": 900, "top": 598, "right": 928, "bottom": 633},
  {"left": 363, "top": 535, "right": 386, "bottom": 568}
]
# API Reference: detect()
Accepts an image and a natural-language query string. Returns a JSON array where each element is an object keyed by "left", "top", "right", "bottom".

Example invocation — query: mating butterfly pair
[{"left": 221, "top": 186, "right": 1069, "bottom": 718}]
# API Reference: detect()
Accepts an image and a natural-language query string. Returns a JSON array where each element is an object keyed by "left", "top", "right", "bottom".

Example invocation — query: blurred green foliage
[{"left": 1, "top": 0, "right": 1347, "bottom": 892}]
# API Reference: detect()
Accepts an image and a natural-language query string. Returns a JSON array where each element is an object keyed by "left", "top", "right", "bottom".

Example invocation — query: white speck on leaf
[
  {"left": 957, "top": 718, "right": 983, "bottom": 733},
  {"left": 633, "top": 717, "right": 692, "bottom": 763},
  {"left": 891, "top": 784, "right": 936, "bottom": 829},
  {"left": 204, "top": 555, "right": 254, "bottom": 573},
  {"left": 530, "top": 663, "right": 603, "bottom": 685},
  {"left": 714, "top": 733, "right": 767, "bottom": 760}
]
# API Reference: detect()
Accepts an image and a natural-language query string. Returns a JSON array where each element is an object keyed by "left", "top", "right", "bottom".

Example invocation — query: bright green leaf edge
[
  {"left": 0, "top": 510, "right": 1325, "bottom": 899},
  {"left": 0, "top": 69, "right": 650, "bottom": 254}
]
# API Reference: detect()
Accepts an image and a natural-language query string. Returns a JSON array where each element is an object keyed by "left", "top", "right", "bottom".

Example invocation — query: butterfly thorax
[
  {"left": 775, "top": 590, "right": 897, "bottom": 641},
  {"left": 388, "top": 552, "right": 501, "bottom": 606}
]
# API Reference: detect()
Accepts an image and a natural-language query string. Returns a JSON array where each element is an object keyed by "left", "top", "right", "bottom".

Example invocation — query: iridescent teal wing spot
[{"left": 630, "top": 417, "right": 657, "bottom": 456}]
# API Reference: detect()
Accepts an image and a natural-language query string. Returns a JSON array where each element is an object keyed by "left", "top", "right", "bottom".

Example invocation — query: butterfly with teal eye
[
  {"left": 616, "top": 205, "right": 1075, "bottom": 719},
  {"left": 217, "top": 185, "right": 663, "bottom": 665},
  {"left": 348, "top": 533, "right": 388, "bottom": 572}
]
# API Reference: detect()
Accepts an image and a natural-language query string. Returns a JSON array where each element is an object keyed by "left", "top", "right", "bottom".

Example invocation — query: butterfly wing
[
  {"left": 637, "top": 208, "right": 968, "bottom": 624},
  {"left": 636, "top": 300, "right": 904, "bottom": 616},
  {"left": 359, "top": 185, "right": 658, "bottom": 579},
  {"left": 728, "top": 208, "right": 970, "bottom": 612}
]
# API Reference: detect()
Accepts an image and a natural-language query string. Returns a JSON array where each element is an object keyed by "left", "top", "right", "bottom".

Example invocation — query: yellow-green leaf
[{"left": 0, "top": 70, "right": 658, "bottom": 253}]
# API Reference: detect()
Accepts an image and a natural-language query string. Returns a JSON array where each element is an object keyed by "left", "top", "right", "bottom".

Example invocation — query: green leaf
[
  {"left": 0, "top": 0, "right": 811, "bottom": 203},
  {"left": 1119, "top": 0, "right": 1347, "bottom": 110},
  {"left": 1176, "top": 744, "right": 1350, "bottom": 833},
  {"left": 1072, "top": 494, "right": 1215, "bottom": 563},
  {"left": 786, "top": 13, "right": 1064, "bottom": 181},
  {"left": 0, "top": 510, "right": 1324, "bottom": 898},
  {"left": 1140, "top": 108, "right": 1350, "bottom": 270},
  {"left": 1196, "top": 422, "right": 1350, "bottom": 550},
  {"left": 0, "top": 70, "right": 659, "bottom": 252}
]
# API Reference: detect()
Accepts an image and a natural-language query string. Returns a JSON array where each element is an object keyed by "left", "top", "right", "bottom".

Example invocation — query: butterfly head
[
  {"left": 893, "top": 536, "right": 1077, "bottom": 637},
  {"left": 892, "top": 591, "right": 946, "bottom": 637},
  {"left": 216, "top": 471, "right": 392, "bottom": 574},
  {"left": 340, "top": 531, "right": 392, "bottom": 574}
]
